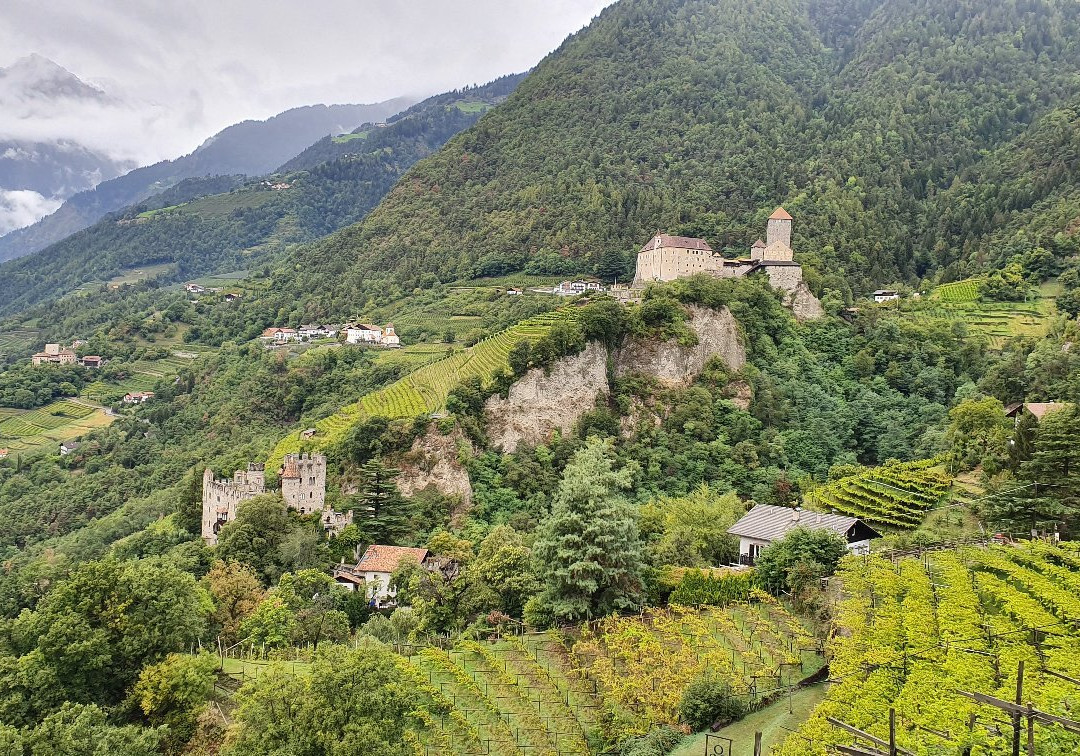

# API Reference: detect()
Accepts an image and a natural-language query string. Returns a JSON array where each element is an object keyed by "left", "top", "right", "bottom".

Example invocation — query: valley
[{"left": 1, "top": 0, "right": 1080, "bottom": 755}]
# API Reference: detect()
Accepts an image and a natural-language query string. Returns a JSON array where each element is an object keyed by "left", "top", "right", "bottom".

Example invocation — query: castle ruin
[
  {"left": 201, "top": 452, "right": 352, "bottom": 545},
  {"left": 631, "top": 207, "right": 822, "bottom": 318},
  {"left": 201, "top": 463, "right": 266, "bottom": 546}
]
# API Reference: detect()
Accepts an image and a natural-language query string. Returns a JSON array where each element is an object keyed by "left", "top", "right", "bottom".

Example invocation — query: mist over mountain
[
  {"left": 0, "top": 55, "right": 135, "bottom": 234},
  {"left": 0, "top": 95, "right": 413, "bottom": 262}
]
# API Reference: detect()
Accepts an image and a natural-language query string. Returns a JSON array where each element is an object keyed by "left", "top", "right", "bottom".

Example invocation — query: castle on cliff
[
  {"left": 201, "top": 452, "right": 352, "bottom": 545},
  {"left": 631, "top": 207, "right": 822, "bottom": 317}
]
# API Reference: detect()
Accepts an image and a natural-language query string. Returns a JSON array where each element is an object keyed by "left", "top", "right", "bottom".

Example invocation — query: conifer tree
[
  {"left": 352, "top": 458, "right": 413, "bottom": 545},
  {"left": 529, "top": 437, "right": 643, "bottom": 625}
]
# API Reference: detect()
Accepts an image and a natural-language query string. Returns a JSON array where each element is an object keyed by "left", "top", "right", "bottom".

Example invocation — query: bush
[
  {"left": 619, "top": 725, "right": 685, "bottom": 756},
  {"left": 678, "top": 677, "right": 744, "bottom": 731}
]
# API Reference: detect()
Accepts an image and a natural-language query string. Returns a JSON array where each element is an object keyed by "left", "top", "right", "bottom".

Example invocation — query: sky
[{"left": 0, "top": 0, "right": 612, "bottom": 207}]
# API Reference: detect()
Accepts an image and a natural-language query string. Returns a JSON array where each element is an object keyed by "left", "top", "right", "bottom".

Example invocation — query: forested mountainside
[
  {"left": 280, "top": 73, "right": 524, "bottom": 173},
  {"left": 0, "top": 98, "right": 412, "bottom": 263},
  {"left": 0, "top": 76, "right": 523, "bottom": 318},
  {"left": 238, "top": 0, "right": 1080, "bottom": 323}
]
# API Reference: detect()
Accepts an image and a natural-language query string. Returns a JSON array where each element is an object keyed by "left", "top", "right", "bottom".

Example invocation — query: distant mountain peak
[{"left": 0, "top": 53, "right": 108, "bottom": 103}]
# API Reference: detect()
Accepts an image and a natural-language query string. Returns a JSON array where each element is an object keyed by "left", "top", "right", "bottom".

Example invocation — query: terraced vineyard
[
  {"left": 0, "top": 399, "right": 111, "bottom": 452},
  {"left": 0, "top": 328, "right": 41, "bottom": 361},
  {"left": 806, "top": 459, "right": 951, "bottom": 529},
  {"left": 897, "top": 281, "right": 1060, "bottom": 349},
  {"left": 399, "top": 599, "right": 822, "bottom": 754},
  {"left": 934, "top": 278, "right": 981, "bottom": 302},
  {"left": 776, "top": 542, "right": 1080, "bottom": 756},
  {"left": 270, "top": 309, "right": 583, "bottom": 466}
]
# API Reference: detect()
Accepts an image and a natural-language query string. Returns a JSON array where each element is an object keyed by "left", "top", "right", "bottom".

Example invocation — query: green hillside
[
  {"left": 0, "top": 75, "right": 524, "bottom": 318},
  {"left": 263, "top": 0, "right": 1080, "bottom": 322}
]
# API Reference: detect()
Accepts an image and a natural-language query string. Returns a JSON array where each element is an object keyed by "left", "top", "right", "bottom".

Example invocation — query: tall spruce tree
[
  {"left": 530, "top": 437, "right": 643, "bottom": 624},
  {"left": 352, "top": 458, "right": 413, "bottom": 545},
  {"left": 985, "top": 408, "right": 1080, "bottom": 536}
]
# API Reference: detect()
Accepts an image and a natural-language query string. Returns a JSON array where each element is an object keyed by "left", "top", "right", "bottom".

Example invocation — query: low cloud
[{"left": 0, "top": 189, "right": 63, "bottom": 235}]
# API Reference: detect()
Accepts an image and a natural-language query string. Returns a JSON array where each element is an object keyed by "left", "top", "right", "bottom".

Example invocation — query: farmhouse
[
  {"left": 554, "top": 280, "right": 603, "bottom": 296},
  {"left": 298, "top": 324, "right": 339, "bottom": 340},
  {"left": 727, "top": 504, "right": 881, "bottom": 565},
  {"left": 332, "top": 545, "right": 429, "bottom": 607},
  {"left": 185, "top": 283, "right": 205, "bottom": 294},
  {"left": 1005, "top": 402, "right": 1073, "bottom": 426},
  {"left": 260, "top": 327, "right": 299, "bottom": 344},
  {"left": 80, "top": 355, "right": 103, "bottom": 368},
  {"left": 873, "top": 290, "right": 900, "bottom": 303},
  {"left": 59, "top": 441, "right": 80, "bottom": 456},
  {"left": 122, "top": 391, "right": 155, "bottom": 404},
  {"left": 32, "top": 343, "right": 78, "bottom": 366}
]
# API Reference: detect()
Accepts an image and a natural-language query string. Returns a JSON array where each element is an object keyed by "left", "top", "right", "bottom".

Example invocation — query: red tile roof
[
  {"left": 639, "top": 233, "right": 714, "bottom": 254},
  {"left": 356, "top": 545, "right": 428, "bottom": 574},
  {"left": 769, "top": 207, "right": 793, "bottom": 221}
]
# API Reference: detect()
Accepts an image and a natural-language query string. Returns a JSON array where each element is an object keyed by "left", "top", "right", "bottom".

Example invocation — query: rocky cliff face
[
  {"left": 789, "top": 281, "right": 825, "bottom": 321},
  {"left": 613, "top": 305, "right": 745, "bottom": 385},
  {"left": 485, "top": 306, "right": 746, "bottom": 452},
  {"left": 485, "top": 341, "right": 610, "bottom": 453},
  {"left": 396, "top": 424, "right": 474, "bottom": 524}
]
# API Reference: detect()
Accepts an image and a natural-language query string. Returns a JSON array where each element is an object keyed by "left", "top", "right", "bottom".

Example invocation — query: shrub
[
  {"left": 619, "top": 725, "right": 685, "bottom": 756},
  {"left": 678, "top": 677, "right": 744, "bottom": 731}
]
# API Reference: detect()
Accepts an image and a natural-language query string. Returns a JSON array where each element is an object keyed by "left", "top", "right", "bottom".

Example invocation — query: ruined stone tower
[
  {"left": 279, "top": 452, "right": 327, "bottom": 515},
  {"left": 201, "top": 463, "right": 266, "bottom": 545}
]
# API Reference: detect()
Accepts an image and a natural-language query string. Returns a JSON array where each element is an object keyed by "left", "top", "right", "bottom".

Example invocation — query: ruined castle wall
[
  {"left": 281, "top": 453, "right": 327, "bottom": 514},
  {"left": 201, "top": 466, "right": 265, "bottom": 545}
]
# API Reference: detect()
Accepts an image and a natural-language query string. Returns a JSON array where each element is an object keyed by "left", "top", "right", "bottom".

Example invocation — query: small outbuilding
[{"left": 727, "top": 504, "right": 881, "bottom": 565}]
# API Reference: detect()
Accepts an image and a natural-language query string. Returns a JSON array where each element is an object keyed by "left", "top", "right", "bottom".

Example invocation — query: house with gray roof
[{"left": 727, "top": 504, "right": 881, "bottom": 565}]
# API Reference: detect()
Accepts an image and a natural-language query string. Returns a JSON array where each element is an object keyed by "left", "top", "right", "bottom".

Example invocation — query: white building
[
  {"left": 727, "top": 504, "right": 881, "bottom": 565},
  {"left": 554, "top": 280, "right": 603, "bottom": 296},
  {"left": 298, "top": 324, "right": 339, "bottom": 340},
  {"left": 345, "top": 324, "right": 383, "bottom": 344},
  {"left": 381, "top": 323, "right": 400, "bottom": 347},
  {"left": 873, "top": 290, "right": 900, "bottom": 303},
  {"left": 331, "top": 545, "right": 429, "bottom": 607},
  {"left": 122, "top": 391, "right": 155, "bottom": 404}
]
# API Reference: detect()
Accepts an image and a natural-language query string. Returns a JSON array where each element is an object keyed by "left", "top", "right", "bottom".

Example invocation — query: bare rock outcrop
[
  {"left": 613, "top": 305, "right": 745, "bottom": 385},
  {"left": 397, "top": 424, "right": 474, "bottom": 524},
  {"left": 485, "top": 341, "right": 609, "bottom": 453},
  {"left": 789, "top": 281, "right": 825, "bottom": 321}
]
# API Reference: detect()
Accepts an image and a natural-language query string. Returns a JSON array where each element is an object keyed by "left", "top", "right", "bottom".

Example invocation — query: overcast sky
[{"left": 1, "top": 0, "right": 614, "bottom": 164}]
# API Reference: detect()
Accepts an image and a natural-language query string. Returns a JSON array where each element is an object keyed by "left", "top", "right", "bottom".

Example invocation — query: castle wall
[
  {"left": 634, "top": 247, "right": 722, "bottom": 285},
  {"left": 201, "top": 464, "right": 266, "bottom": 545},
  {"left": 763, "top": 264, "right": 803, "bottom": 293}
]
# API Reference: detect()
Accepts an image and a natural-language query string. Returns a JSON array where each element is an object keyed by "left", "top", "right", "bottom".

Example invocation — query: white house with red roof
[{"left": 332, "top": 545, "right": 429, "bottom": 607}]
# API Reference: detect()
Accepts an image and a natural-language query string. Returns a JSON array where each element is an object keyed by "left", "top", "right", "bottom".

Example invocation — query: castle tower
[
  {"left": 750, "top": 239, "right": 766, "bottom": 261},
  {"left": 280, "top": 452, "right": 327, "bottom": 515},
  {"left": 765, "top": 207, "right": 792, "bottom": 250}
]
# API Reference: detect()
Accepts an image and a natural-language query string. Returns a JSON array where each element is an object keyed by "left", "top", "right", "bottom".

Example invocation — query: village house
[
  {"left": 80, "top": 355, "right": 103, "bottom": 368},
  {"left": 331, "top": 545, "right": 429, "bottom": 607},
  {"left": 185, "top": 283, "right": 205, "bottom": 294},
  {"left": 298, "top": 324, "right": 339, "bottom": 340},
  {"left": 32, "top": 343, "right": 78, "bottom": 366},
  {"left": 345, "top": 323, "right": 383, "bottom": 344},
  {"left": 554, "top": 280, "right": 604, "bottom": 296},
  {"left": 727, "top": 504, "right": 881, "bottom": 565},
  {"left": 260, "top": 327, "right": 299, "bottom": 344},
  {"left": 506, "top": 287, "right": 524, "bottom": 296},
  {"left": 1004, "top": 402, "right": 1072, "bottom": 427},
  {"left": 59, "top": 441, "right": 81, "bottom": 456},
  {"left": 122, "top": 391, "right": 155, "bottom": 404},
  {"left": 0, "top": 449, "right": 8, "bottom": 460},
  {"left": 873, "top": 289, "right": 900, "bottom": 303}
]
